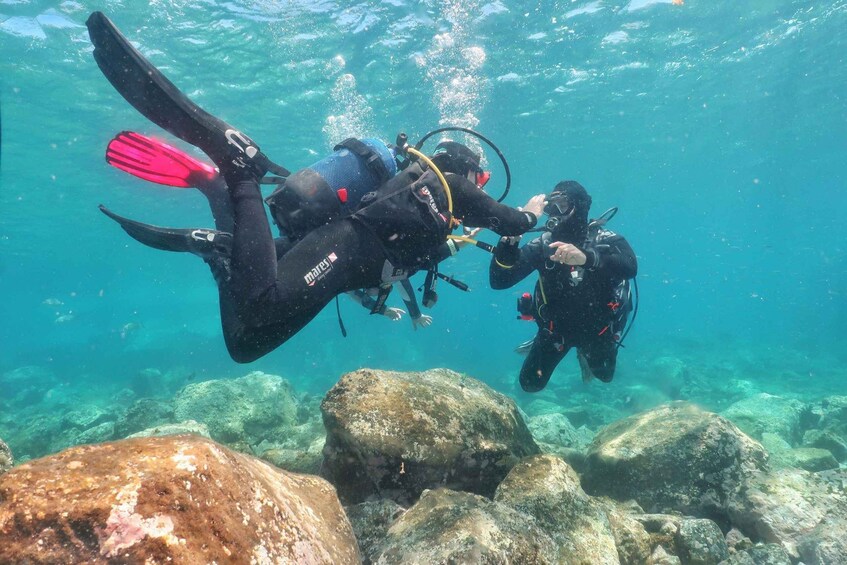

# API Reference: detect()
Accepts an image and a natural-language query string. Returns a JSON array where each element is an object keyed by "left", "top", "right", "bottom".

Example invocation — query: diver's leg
[
  {"left": 578, "top": 336, "right": 618, "bottom": 383},
  {"left": 518, "top": 328, "right": 569, "bottom": 392},
  {"left": 87, "top": 12, "right": 287, "bottom": 181},
  {"left": 200, "top": 176, "right": 235, "bottom": 233},
  {"left": 218, "top": 218, "right": 384, "bottom": 362}
]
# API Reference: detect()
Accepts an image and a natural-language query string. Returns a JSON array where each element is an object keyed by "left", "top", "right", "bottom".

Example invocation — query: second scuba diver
[
  {"left": 489, "top": 181, "right": 638, "bottom": 392},
  {"left": 87, "top": 12, "right": 546, "bottom": 362}
]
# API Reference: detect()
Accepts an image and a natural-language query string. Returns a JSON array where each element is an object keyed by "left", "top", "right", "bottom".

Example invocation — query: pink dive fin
[{"left": 106, "top": 131, "right": 217, "bottom": 188}]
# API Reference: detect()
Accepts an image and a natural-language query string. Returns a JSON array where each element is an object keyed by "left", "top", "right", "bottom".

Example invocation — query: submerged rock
[
  {"left": 727, "top": 468, "right": 847, "bottom": 559},
  {"left": 0, "top": 435, "right": 359, "bottom": 563},
  {"left": 0, "top": 366, "right": 58, "bottom": 407},
  {"left": 126, "top": 419, "right": 211, "bottom": 439},
  {"left": 0, "top": 439, "right": 11, "bottom": 474},
  {"left": 583, "top": 402, "right": 768, "bottom": 520},
  {"left": 645, "top": 356, "right": 688, "bottom": 399},
  {"left": 796, "top": 518, "right": 847, "bottom": 564},
  {"left": 321, "top": 368, "right": 539, "bottom": 505},
  {"left": 762, "top": 433, "right": 839, "bottom": 471},
  {"left": 173, "top": 371, "right": 298, "bottom": 447},
  {"left": 724, "top": 527, "right": 753, "bottom": 553},
  {"left": 785, "top": 447, "right": 838, "bottom": 472},
  {"left": 817, "top": 395, "right": 847, "bottom": 437},
  {"left": 675, "top": 518, "right": 729, "bottom": 565},
  {"left": 494, "top": 454, "right": 620, "bottom": 564},
  {"left": 258, "top": 438, "right": 325, "bottom": 475},
  {"left": 345, "top": 499, "right": 406, "bottom": 564},
  {"left": 721, "top": 393, "right": 805, "bottom": 444},
  {"left": 72, "top": 421, "right": 116, "bottom": 445},
  {"left": 527, "top": 412, "right": 591, "bottom": 449},
  {"left": 373, "top": 488, "right": 558, "bottom": 564},
  {"left": 114, "top": 398, "right": 175, "bottom": 439},
  {"left": 649, "top": 544, "right": 682, "bottom": 565},
  {"left": 597, "top": 499, "right": 652, "bottom": 565},
  {"left": 802, "top": 428, "right": 847, "bottom": 462},
  {"left": 718, "top": 543, "right": 792, "bottom": 564}
]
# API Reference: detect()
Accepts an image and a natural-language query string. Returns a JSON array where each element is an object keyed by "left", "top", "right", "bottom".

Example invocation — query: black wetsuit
[
  {"left": 221, "top": 166, "right": 536, "bottom": 362},
  {"left": 490, "top": 229, "right": 637, "bottom": 391},
  {"left": 83, "top": 13, "right": 537, "bottom": 363}
]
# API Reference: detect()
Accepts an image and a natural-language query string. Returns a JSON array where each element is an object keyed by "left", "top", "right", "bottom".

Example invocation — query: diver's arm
[
  {"left": 584, "top": 235, "right": 637, "bottom": 279},
  {"left": 489, "top": 237, "right": 544, "bottom": 290},
  {"left": 448, "top": 174, "right": 538, "bottom": 236},
  {"left": 397, "top": 279, "right": 422, "bottom": 320},
  {"left": 347, "top": 289, "right": 405, "bottom": 320},
  {"left": 398, "top": 279, "right": 432, "bottom": 329},
  {"left": 347, "top": 289, "right": 379, "bottom": 311}
]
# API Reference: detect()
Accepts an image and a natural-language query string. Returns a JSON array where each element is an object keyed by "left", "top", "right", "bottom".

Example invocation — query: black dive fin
[
  {"left": 99, "top": 205, "right": 232, "bottom": 258},
  {"left": 86, "top": 12, "right": 289, "bottom": 178}
]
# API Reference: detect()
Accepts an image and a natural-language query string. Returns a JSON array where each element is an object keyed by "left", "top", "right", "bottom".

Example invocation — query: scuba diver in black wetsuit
[
  {"left": 489, "top": 181, "right": 638, "bottom": 392},
  {"left": 86, "top": 12, "right": 545, "bottom": 362},
  {"left": 101, "top": 134, "right": 487, "bottom": 329}
]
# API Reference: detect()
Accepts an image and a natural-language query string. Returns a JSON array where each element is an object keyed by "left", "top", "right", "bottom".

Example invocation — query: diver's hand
[
  {"left": 412, "top": 314, "right": 433, "bottom": 330},
  {"left": 549, "top": 241, "right": 586, "bottom": 265},
  {"left": 384, "top": 307, "right": 405, "bottom": 321},
  {"left": 521, "top": 194, "right": 546, "bottom": 218}
]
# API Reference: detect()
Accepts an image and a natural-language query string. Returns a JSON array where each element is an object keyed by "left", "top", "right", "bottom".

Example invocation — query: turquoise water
[{"left": 1, "top": 1, "right": 846, "bottom": 426}]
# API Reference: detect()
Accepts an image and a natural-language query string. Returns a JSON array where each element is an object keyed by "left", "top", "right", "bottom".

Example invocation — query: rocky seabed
[{"left": 1, "top": 366, "right": 846, "bottom": 564}]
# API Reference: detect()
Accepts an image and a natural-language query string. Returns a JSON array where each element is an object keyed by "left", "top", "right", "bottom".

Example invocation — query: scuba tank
[{"left": 265, "top": 138, "right": 397, "bottom": 240}]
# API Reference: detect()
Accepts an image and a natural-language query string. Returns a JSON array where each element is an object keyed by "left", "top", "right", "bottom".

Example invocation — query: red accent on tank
[
  {"left": 522, "top": 292, "right": 531, "bottom": 299},
  {"left": 519, "top": 314, "right": 534, "bottom": 321},
  {"left": 337, "top": 188, "right": 348, "bottom": 203}
]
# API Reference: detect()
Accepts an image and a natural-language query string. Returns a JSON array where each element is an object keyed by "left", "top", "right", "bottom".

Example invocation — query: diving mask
[{"left": 544, "top": 193, "right": 574, "bottom": 231}]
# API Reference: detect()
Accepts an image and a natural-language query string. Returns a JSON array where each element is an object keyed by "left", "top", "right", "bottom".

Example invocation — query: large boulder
[
  {"left": 727, "top": 468, "right": 847, "bottom": 560},
  {"left": 373, "top": 488, "right": 558, "bottom": 564},
  {"left": 173, "top": 371, "right": 298, "bottom": 447},
  {"left": 321, "top": 368, "right": 539, "bottom": 504},
  {"left": 494, "top": 454, "right": 620, "bottom": 564},
  {"left": 0, "top": 435, "right": 359, "bottom": 563},
  {"left": 583, "top": 402, "right": 768, "bottom": 520},
  {"left": 721, "top": 394, "right": 805, "bottom": 444}
]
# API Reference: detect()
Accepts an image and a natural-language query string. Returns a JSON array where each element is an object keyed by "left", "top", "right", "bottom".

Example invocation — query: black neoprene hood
[
  {"left": 432, "top": 141, "right": 482, "bottom": 176},
  {"left": 549, "top": 180, "right": 592, "bottom": 242}
]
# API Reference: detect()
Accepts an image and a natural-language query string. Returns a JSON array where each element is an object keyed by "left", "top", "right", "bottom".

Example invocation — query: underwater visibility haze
[{"left": 0, "top": 0, "right": 846, "bottom": 561}]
